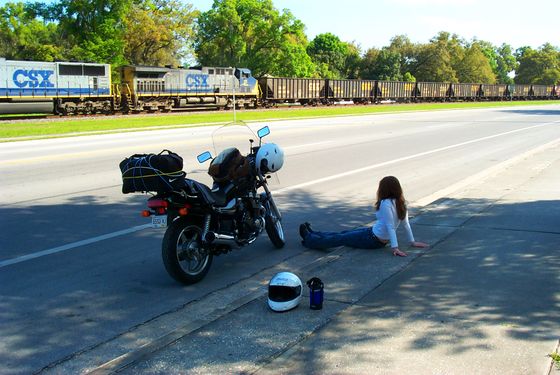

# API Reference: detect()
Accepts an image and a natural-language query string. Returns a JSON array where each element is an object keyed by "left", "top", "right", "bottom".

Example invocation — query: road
[{"left": 1, "top": 104, "right": 560, "bottom": 374}]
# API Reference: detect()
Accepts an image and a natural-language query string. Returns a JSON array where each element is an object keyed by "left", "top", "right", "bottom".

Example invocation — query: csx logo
[
  {"left": 186, "top": 74, "right": 209, "bottom": 88},
  {"left": 13, "top": 69, "right": 55, "bottom": 88}
]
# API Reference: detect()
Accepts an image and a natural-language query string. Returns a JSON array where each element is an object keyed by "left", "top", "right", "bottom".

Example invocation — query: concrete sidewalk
[
  {"left": 254, "top": 146, "right": 560, "bottom": 374},
  {"left": 117, "top": 143, "right": 560, "bottom": 375}
]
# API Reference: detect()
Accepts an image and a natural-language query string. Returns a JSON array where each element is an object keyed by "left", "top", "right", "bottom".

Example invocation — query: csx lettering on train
[
  {"left": 13, "top": 69, "right": 55, "bottom": 88},
  {"left": 186, "top": 74, "right": 209, "bottom": 88}
]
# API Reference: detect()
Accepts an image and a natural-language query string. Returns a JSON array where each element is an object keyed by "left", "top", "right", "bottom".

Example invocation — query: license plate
[{"left": 151, "top": 215, "right": 167, "bottom": 228}]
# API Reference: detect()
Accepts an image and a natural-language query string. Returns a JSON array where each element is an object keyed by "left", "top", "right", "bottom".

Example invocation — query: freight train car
[
  {"left": 376, "top": 81, "right": 416, "bottom": 102},
  {"left": 508, "top": 84, "right": 531, "bottom": 100},
  {"left": 0, "top": 58, "right": 112, "bottom": 114},
  {"left": 415, "top": 82, "right": 451, "bottom": 101},
  {"left": 530, "top": 85, "right": 555, "bottom": 99},
  {"left": 120, "top": 65, "right": 259, "bottom": 112},
  {"left": 479, "top": 84, "right": 509, "bottom": 100},
  {"left": 325, "top": 79, "right": 376, "bottom": 104},
  {"left": 258, "top": 77, "right": 325, "bottom": 106},
  {"left": 449, "top": 83, "right": 481, "bottom": 101}
]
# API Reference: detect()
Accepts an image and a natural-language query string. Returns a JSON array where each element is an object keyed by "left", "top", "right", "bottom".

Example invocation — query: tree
[
  {"left": 124, "top": 0, "right": 198, "bottom": 66},
  {"left": 343, "top": 42, "right": 362, "bottom": 79},
  {"left": 515, "top": 43, "right": 560, "bottom": 84},
  {"left": 359, "top": 48, "right": 380, "bottom": 80},
  {"left": 402, "top": 72, "right": 416, "bottom": 82},
  {"left": 56, "top": 0, "right": 133, "bottom": 65},
  {"left": 195, "top": 0, "right": 314, "bottom": 77},
  {"left": 272, "top": 29, "right": 315, "bottom": 77},
  {"left": 265, "top": 18, "right": 314, "bottom": 77},
  {"left": 386, "top": 35, "right": 417, "bottom": 79},
  {"left": 407, "top": 32, "right": 460, "bottom": 82},
  {"left": 494, "top": 43, "right": 517, "bottom": 84},
  {"left": 0, "top": 2, "right": 63, "bottom": 61},
  {"left": 307, "top": 33, "right": 349, "bottom": 78},
  {"left": 411, "top": 42, "right": 457, "bottom": 82},
  {"left": 455, "top": 42, "right": 496, "bottom": 83},
  {"left": 474, "top": 40, "right": 516, "bottom": 83},
  {"left": 359, "top": 48, "right": 402, "bottom": 81}
]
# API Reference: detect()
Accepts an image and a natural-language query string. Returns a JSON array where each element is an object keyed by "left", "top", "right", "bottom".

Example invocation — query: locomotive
[
  {"left": 0, "top": 58, "right": 260, "bottom": 115},
  {"left": 1, "top": 57, "right": 558, "bottom": 116},
  {"left": 0, "top": 58, "right": 112, "bottom": 115},
  {"left": 119, "top": 65, "right": 259, "bottom": 112}
]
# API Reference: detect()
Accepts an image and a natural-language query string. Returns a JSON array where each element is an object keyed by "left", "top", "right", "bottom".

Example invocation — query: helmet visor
[{"left": 268, "top": 285, "right": 302, "bottom": 302}]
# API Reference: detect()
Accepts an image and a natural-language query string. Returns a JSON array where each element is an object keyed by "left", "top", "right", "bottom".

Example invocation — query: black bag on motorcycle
[
  {"left": 120, "top": 150, "right": 186, "bottom": 193},
  {"left": 208, "top": 147, "right": 250, "bottom": 183}
]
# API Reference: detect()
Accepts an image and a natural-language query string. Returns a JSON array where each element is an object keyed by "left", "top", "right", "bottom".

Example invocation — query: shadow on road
[
  {"left": 0, "top": 189, "right": 373, "bottom": 374},
  {"left": 1, "top": 193, "right": 559, "bottom": 373},
  {"left": 257, "top": 196, "right": 560, "bottom": 374},
  {"left": 500, "top": 108, "right": 560, "bottom": 116}
]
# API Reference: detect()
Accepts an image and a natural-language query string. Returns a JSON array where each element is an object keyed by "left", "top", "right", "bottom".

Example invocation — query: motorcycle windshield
[
  {"left": 210, "top": 120, "right": 281, "bottom": 185},
  {"left": 211, "top": 120, "right": 257, "bottom": 157}
]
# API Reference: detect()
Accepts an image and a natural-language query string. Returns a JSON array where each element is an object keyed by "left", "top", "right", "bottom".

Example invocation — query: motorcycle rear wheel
[{"left": 162, "top": 218, "right": 213, "bottom": 284}]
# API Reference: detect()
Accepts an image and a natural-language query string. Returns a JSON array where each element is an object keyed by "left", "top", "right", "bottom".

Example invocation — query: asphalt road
[{"left": 1, "top": 104, "right": 560, "bottom": 374}]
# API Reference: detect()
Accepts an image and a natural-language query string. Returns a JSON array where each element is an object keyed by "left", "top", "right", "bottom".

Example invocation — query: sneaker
[{"left": 299, "top": 223, "right": 309, "bottom": 240}]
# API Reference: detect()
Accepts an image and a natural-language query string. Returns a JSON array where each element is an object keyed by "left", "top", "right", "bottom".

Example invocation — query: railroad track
[{"left": 0, "top": 114, "right": 50, "bottom": 121}]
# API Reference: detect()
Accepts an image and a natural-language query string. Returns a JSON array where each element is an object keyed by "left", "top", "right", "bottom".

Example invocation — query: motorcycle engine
[{"left": 237, "top": 200, "right": 265, "bottom": 239}]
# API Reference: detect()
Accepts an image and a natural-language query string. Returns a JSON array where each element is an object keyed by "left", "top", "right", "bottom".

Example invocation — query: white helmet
[
  {"left": 267, "top": 272, "right": 302, "bottom": 312},
  {"left": 256, "top": 143, "right": 284, "bottom": 173}
]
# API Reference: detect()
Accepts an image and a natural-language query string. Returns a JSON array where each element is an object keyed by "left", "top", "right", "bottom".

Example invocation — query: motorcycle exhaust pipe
[{"left": 204, "top": 231, "right": 239, "bottom": 247}]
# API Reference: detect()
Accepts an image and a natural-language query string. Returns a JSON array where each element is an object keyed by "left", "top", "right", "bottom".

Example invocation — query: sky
[{"left": 193, "top": 0, "right": 559, "bottom": 51}]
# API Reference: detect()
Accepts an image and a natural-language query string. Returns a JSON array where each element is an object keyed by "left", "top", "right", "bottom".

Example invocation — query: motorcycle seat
[{"left": 185, "top": 179, "right": 228, "bottom": 207}]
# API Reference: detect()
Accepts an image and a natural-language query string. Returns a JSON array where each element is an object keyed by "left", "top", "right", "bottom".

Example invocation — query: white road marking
[
  {"left": 0, "top": 224, "right": 151, "bottom": 269},
  {"left": 1, "top": 120, "right": 558, "bottom": 269},
  {"left": 283, "top": 141, "right": 334, "bottom": 151},
  {"left": 414, "top": 136, "right": 560, "bottom": 206},
  {"left": 272, "top": 121, "right": 559, "bottom": 194}
]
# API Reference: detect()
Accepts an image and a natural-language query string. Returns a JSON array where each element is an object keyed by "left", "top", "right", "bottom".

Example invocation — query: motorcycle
[{"left": 137, "top": 122, "right": 285, "bottom": 284}]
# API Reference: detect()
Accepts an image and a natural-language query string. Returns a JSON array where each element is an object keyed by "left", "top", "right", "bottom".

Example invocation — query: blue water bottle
[{"left": 307, "top": 277, "right": 324, "bottom": 310}]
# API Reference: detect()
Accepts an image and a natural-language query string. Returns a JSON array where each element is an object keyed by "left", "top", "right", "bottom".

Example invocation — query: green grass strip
[{"left": 1, "top": 100, "right": 558, "bottom": 140}]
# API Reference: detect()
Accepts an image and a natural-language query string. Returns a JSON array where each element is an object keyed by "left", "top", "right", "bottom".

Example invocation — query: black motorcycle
[{"left": 128, "top": 123, "right": 285, "bottom": 284}]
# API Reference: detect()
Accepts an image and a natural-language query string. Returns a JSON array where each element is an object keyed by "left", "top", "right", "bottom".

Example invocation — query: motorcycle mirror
[
  {"left": 197, "top": 151, "right": 213, "bottom": 163},
  {"left": 257, "top": 126, "right": 270, "bottom": 139}
]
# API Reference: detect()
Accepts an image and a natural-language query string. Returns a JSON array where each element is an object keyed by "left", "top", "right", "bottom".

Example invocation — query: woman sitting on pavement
[{"left": 299, "top": 176, "right": 429, "bottom": 257}]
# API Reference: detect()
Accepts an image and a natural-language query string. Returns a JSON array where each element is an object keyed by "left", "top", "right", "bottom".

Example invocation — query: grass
[
  {"left": 1, "top": 100, "right": 558, "bottom": 140},
  {"left": 550, "top": 352, "right": 560, "bottom": 369}
]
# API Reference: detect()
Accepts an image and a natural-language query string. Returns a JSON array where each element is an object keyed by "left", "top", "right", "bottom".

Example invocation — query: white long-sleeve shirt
[{"left": 372, "top": 198, "right": 415, "bottom": 248}]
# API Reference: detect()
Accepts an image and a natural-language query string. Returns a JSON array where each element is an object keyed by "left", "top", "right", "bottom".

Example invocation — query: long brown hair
[{"left": 375, "top": 176, "right": 406, "bottom": 220}]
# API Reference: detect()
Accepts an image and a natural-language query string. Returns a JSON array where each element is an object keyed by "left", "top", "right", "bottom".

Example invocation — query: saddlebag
[
  {"left": 208, "top": 147, "right": 250, "bottom": 183},
  {"left": 120, "top": 150, "right": 185, "bottom": 193}
]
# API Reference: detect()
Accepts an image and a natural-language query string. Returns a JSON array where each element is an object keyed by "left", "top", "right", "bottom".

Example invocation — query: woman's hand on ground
[
  {"left": 392, "top": 248, "right": 408, "bottom": 257},
  {"left": 411, "top": 241, "right": 429, "bottom": 248}
]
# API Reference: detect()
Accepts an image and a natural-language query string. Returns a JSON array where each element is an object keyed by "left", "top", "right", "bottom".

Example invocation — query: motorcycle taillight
[
  {"left": 144, "top": 198, "right": 168, "bottom": 216},
  {"left": 147, "top": 199, "right": 168, "bottom": 209},
  {"left": 178, "top": 204, "right": 192, "bottom": 216}
]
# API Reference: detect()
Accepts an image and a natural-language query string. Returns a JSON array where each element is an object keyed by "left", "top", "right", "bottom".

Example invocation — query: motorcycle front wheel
[
  {"left": 265, "top": 211, "right": 285, "bottom": 249},
  {"left": 161, "top": 218, "right": 213, "bottom": 284}
]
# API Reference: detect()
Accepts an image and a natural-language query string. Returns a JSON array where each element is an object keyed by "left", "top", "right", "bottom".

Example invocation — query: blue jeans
[{"left": 302, "top": 226, "right": 387, "bottom": 250}]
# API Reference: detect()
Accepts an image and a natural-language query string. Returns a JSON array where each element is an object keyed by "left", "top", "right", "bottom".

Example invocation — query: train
[{"left": 1, "top": 57, "right": 559, "bottom": 115}]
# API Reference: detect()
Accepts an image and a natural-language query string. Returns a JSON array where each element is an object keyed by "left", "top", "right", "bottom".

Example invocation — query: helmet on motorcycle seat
[
  {"left": 267, "top": 272, "right": 302, "bottom": 312},
  {"left": 256, "top": 143, "right": 284, "bottom": 173}
]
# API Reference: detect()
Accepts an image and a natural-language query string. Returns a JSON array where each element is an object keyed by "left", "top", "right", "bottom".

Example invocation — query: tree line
[{"left": 1, "top": 0, "right": 559, "bottom": 85}]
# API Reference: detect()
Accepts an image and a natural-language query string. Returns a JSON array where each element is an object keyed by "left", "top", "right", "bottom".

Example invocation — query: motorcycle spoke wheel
[
  {"left": 265, "top": 213, "right": 285, "bottom": 249},
  {"left": 162, "top": 219, "right": 213, "bottom": 284}
]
